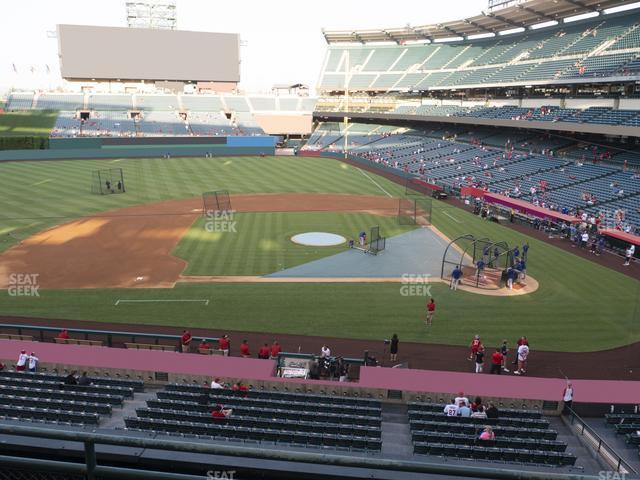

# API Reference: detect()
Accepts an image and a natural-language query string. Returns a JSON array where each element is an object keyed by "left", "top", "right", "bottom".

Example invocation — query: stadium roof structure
[{"left": 322, "top": 0, "right": 639, "bottom": 44}]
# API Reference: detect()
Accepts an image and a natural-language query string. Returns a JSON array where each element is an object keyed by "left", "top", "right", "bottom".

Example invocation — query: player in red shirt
[
  {"left": 426, "top": 298, "right": 436, "bottom": 326},
  {"left": 218, "top": 335, "right": 230, "bottom": 356},
  {"left": 180, "top": 330, "right": 192, "bottom": 353},
  {"left": 490, "top": 348, "right": 503, "bottom": 374},
  {"left": 270, "top": 341, "right": 281, "bottom": 359},
  {"left": 58, "top": 329, "right": 70, "bottom": 340},
  {"left": 257, "top": 343, "right": 270, "bottom": 359},
  {"left": 240, "top": 340, "right": 251, "bottom": 357},
  {"left": 469, "top": 335, "right": 482, "bottom": 361},
  {"left": 198, "top": 339, "right": 211, "bottom": 351}
]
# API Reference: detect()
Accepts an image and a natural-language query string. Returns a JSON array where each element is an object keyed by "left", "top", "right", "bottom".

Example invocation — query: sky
[{"left": 1, "top": 0, "right": 485, "bottom": 93}]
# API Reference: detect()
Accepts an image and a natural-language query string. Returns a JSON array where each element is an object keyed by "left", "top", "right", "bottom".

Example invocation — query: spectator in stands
[
  {"left": 450, "top": 266, "right": 462, "bottom": 291},
  {"left": 562, "top": 380, "right": 574, "bottom": 412},
  {"left": 258, "top": 343, "right": 270, "bottom": 359},
  {"left": 58, "top": 329, "right": 70, "bottom": 340},
  {"left": 454, "top": 392, "right": 469, "bottom": 407},
  {"left": 471, "top": 406, "right": 487, "bottom": 419},
  {"left": 444, "top": 399, "right": 459, "bottom": 417},
  {"left": 27, "top": 352, "right": 38, "bottom": 373},
  {"left": 78, "top": 372, "right": 91, "bottom": 386},
  {"left": 64, "top": 371, "right": 78, "bottom": 385},
  {"left": 270, "top": 340, "right": 281, "bottom": 359},
  {"left": 16, "top": 350, "right": 28, "bottom": 372},
  {"left": 485, "top": 403, "right": 499, "bottom": 419},
  {"left": 180, "top": 330, "right": 192, "bottom": 353},
  {"left": 240, "top": 340, "right": 251, "bottom": 358},
  {"left": 218, "top": 335, "right": 230, "bottom": 356},
  {"left": 211, "top": 404, "right": 232, "bottom": 418},
  {"left": 210, "top": 378, "right": 224, "bottom": 389},
  {"left": 321, "top": 344, "right": 331, "bottom": 358},
  {"left": 474, "top": 346, "right": 485, "bottom": 373},
  {"left": 198, "top": 339, "right": 211, "bottom": 351},
  {"left": 479, "top": 426, "right": 495, "bottom": 441},
  {"left": 0, "top": 362, "right": 4, "bottom": 371},
  {"left": 232, "top": 381, "right": 248, "bottom": 393},
  {"left": 471, "top": 397, "right": 482, "bottom": 412},
  {"left": 390, "top": 334, "right": 399, "bottom": 362},
  {"left": 490, "top": 348, "right": 503, "bottom": 375},
  {"left": 458, "top": 401, "right": 471, "bottom": 417}
]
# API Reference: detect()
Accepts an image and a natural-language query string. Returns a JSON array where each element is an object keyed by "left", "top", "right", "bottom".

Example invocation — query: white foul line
[
  {"left": 442, "top": 211, "right": 462, "bottom": 224},
  {"left": 357, "top": 168, "right": 392, "bottom": 197},
  {"left": 115, "top": 299, "right": 209, "bottom": 306}
]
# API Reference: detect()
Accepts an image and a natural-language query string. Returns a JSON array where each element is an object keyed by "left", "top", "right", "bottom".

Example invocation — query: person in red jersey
[
  {"left": 270, "top": 341, "right": 281, "bottom": 359},
  {"left": 58, "top": 329, "right": 70, "bottom": 340},
  {"left": 490, "top": 348, "right": 503, "bottom": 375},
  {"left": 232, "top": 381, "right": 248, "bottom": 393},
  {"left": 258, "top": 343, "right": 270, "bottom": 359},
  {"left": 218, "top": 335, "right": 230, "bottom": 356},
  {"left": 211, "top": 404, "right": 232, "bottom": 418},
  {"left": 198, "top": 339, "right": 211, "bottom": 351},
  {"left": 468, "top": 335, "right": 482, "bottom": 361},
  {"left": 426, "top": 298, "right": 435, "bottom": 327},
  {"left": 180, "top": 330, "right": 192, "bottom": 353},
  {"left": 239, "top": 340, "right": 251, "bottom": 357}
]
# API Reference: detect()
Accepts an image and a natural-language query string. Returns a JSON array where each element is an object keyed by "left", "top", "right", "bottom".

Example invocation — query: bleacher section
[
  {"left": 125, "top": 385, "right": 383, "bottom": 451},
  {"left": 0, "top": 369, "right": 142, "bottom": 426},
  {"left": 319, "top": 13, "right": 640, "bottom": 92},
  {"left": 304, "top": 121, "right": 640, "bottom": 232},
  {"left": 408, "top": 402, "right": 575, "bottom": 466}
]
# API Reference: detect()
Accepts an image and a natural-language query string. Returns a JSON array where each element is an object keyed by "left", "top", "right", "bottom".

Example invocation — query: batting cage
[
  {"left": 441, "top": 234, "right": 515, "bottom": 289},
  {"left": 397, "top": 198, "right": 432, "bottom": 225},
  {"left": 368, "top": 225, "right": 386, "bottom": 254},
  {"left": 90, "top": 168, "right": 125, "bottom": 195},
  {"left": 202, "top": 190, "right": 232, "bottom": 215}
]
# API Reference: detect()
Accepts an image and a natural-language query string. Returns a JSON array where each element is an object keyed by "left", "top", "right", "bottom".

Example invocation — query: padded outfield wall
[{"left": 0, "top": 136, "right": 276, "bottom": 161}]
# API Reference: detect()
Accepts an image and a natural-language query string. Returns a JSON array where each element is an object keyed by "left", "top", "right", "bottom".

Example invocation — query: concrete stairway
[{"left": 381, "top": 403, "right": 414, "bottom": 458}]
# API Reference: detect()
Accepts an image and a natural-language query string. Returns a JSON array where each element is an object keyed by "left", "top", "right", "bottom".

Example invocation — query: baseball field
[{"left": 0, "top": 155, "right": 638, "bottom": 353}]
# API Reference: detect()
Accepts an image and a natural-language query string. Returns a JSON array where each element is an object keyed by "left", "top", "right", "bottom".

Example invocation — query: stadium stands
[{"left": 318, "top": 12, "right": 640, "bottom": 92}]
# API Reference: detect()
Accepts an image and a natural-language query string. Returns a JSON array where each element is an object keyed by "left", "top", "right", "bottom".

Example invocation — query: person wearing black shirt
[
  {"left": 390, "top": 334, "right": 399, "bottom": 362},
  {"left": 64, "top": 371, "right": 78, "bottom": 385}
]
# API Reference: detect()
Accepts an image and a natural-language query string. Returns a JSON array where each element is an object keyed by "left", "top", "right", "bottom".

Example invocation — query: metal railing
[
  {"left": 0, "top": 423, "right": 604, "bottom": 480},
  {"left": 0, "top": 322, "right": 212, "bottom": 348},
  {"left": 564, "top": 407, "right": 638, "bottom": 476}
]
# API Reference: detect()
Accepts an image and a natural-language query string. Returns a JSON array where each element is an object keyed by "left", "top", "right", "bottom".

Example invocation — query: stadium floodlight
[{"left": 126, "top": 1, "right": 177, "bottom": 30}]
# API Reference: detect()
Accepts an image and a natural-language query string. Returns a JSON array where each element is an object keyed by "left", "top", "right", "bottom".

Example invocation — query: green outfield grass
[
  {"left": 0, "top": 155, "right": 638, "bottom": 351},
  {"left": 0, "top": 155, "right": 404, "bottom": 253},
  {"left": 0, "top": 111, "right": 57, "bottom": 136},
  {"left": 174, "top": 212, "right": 415, "bottom": 275}
]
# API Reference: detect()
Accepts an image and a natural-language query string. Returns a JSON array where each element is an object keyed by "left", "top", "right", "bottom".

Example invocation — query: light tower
[{"left": 126, "top": 1, "right": 177, "bottom": 30}]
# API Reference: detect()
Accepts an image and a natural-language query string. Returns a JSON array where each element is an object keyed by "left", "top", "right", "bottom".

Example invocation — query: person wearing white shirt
[
  {"left": 320, "top": 345, "right": 331, "bottom": 358},
  {"left": 624, "top": 244, "right": 636, "bottom": 266},
  {"left": 562, "top": 381, "right": 574, "bottom": 412},
  {"left": 28, "top": 353, "right": 38, "bottom": 373},
  {"left": 210, "top": 378, "right": 224, "bottom": 389},
  {"left": 514, "top": 344, "right": 530, "bottom": 375},
  {"left": 454, "top": 392, "right": 469, "bottom": 407},
  {"left": 443, "top": 400, "right": 459, "bottom": 417},
  {"left": 16, "top": 350, "right": 28, "bottom": 372}
]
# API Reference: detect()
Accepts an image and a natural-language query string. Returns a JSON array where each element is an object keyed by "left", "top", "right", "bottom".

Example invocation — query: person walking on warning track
[
  {"left": 426, "top": 298, "right": 435, "bottom": 326},
  {"left": 450, "top": 266, "right": 462, "bottom": 290}
]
